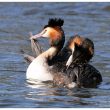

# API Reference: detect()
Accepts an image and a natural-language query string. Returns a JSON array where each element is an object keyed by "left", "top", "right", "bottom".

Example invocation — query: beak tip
[{"left": 29, "top": 35, "right": 39, "bottom": 40}]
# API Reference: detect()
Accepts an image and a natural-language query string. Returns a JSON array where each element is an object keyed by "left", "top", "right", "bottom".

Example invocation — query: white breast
[{"left": 26, "top": 56, "right": 53, "bottom": 81}]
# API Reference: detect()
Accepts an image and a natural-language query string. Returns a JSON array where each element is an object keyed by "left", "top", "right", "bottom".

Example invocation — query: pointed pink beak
[{"left": 29, "top": 32, "right": 42, "bottom": 40}]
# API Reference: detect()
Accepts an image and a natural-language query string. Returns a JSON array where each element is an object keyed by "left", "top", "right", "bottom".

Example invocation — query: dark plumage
[
  {"left": 49, "top": 35, "right": 94, "bottom": 64},
  {"left": 67, "top": 63, "right": 102, "bottom": 88},
  {"left": 44, "top": 18, "right": 64, "bottom": 28},
  {"left": 49, "top": 35, "right": 102, "bottom": 88}
]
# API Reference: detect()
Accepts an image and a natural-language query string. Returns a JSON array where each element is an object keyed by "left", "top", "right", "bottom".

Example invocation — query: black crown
[{"left": 44, "top": 18, "right": 64, "bottom": 28}]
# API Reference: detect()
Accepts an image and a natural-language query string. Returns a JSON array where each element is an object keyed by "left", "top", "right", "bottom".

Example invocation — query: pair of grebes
[{"left": 23, "top": 18, "right": 102, "bottom": 89}]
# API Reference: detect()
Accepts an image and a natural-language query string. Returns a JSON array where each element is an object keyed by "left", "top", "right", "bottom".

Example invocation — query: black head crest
[{"left": 44, "top": 18, "right": 64, "bottom": 28}]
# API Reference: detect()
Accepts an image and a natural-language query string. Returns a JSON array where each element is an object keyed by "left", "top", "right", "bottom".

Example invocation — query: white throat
[
  {"left": 43, "top": 47, "right": 57, "bottom": 59},
  {"left": 66, "top": 46, "right": 75, "bottom": 68}
]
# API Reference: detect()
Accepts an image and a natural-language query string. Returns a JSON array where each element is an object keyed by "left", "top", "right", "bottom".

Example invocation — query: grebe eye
[
  {"left": 42, "top": 29, "right": 47, "bottom": 35},
  {"left": 44, "top": 29, "right": 47, "bottom": 32}
]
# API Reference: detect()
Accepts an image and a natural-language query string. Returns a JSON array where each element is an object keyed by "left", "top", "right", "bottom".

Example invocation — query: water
[{"left": 0, "top": 2, "right": 110, "bottom": 108}]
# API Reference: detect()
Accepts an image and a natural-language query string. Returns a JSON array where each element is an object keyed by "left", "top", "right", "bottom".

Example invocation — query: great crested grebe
[
  {"left": 51, "top": 35, "right": 102, "bottom": 88},
  {"left": 26, "top": 18, "right": 65, "bottom": 81},
  {"left": 24, "top": 18, "right": 102, "bottom": 88},
  {"left": 26, "top": 18, "right": 76, "bottom": 88}
]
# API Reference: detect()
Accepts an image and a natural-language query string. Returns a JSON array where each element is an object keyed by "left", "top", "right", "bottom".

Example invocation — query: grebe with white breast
[
  {"left": 24, "top": 18, "right": 102, "bottom": 88},
  {"left": 26, "top": 18, "right": 76, "bottom": 88}
]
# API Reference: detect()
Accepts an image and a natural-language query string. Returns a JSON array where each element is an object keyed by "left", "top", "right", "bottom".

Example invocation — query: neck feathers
[{"left": 42, "top": 47, "right": 58, "bottom": 60}]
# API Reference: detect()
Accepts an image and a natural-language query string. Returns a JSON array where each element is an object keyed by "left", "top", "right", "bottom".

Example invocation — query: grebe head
[
  {"left": 31, "top": 18, "right": 65, "bottom": 51},
  {"left": 66, "top": 35, "right": 94, "bottom": 66},
  {"left": 82, "top": 38, "right": 94, "bottom": 61}
]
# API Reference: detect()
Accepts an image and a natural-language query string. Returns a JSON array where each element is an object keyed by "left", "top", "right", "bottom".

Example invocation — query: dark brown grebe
[{"left": 51, "top": 35, "right": 102, "bottom": 88}]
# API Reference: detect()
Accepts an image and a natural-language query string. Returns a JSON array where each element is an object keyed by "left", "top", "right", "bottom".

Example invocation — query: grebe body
[
  {"left": 26, "top": 51, "right": 53, "bottom": 81},
  {"left": 50, "top": 35, "right": 102, "bottom": 87}
]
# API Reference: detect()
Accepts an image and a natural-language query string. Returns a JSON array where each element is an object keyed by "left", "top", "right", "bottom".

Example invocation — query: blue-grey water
[{"left": 0, "top": 2, "right": 110, "bottom": 108}]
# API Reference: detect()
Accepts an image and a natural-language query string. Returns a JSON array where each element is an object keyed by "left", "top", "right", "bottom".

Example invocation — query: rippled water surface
[{"left": 0, "top": 2, "right": 110, "bottom": 108}]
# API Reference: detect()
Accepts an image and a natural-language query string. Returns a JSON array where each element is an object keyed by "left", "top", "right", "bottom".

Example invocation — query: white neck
[{"left": 41, "top": 46, "right": 58, "bottom": 60}]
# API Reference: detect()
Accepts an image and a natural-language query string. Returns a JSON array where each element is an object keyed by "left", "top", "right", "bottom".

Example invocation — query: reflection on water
[
  {"left": 0, "top": 2, "right": 110, "bottom": 108},
  {"left": 25, "top": 84, "right": 95, "bottom": 107}
]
